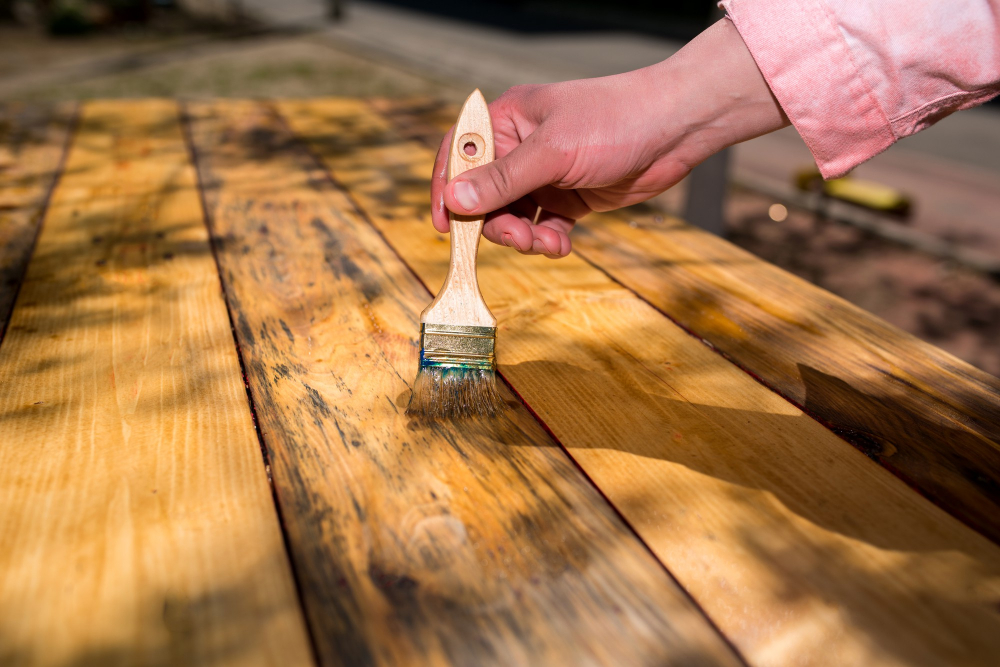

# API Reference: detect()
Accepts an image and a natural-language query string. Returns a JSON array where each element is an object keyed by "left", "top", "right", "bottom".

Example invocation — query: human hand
[{"left": 430, "top": 18, "right": 788, "bottom": 257}]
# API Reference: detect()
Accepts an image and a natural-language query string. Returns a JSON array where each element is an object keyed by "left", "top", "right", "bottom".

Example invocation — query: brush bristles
[{"left": 406, "top": 366, "right": 506, "bottom": 418}]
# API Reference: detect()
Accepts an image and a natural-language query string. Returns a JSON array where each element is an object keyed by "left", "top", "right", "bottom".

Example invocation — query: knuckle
[
  {"left": 486, "top": 161, "right": 517, "bottom": 201},
  {"left": 494, "top": 84, "right": 542, "bottom": 115}
]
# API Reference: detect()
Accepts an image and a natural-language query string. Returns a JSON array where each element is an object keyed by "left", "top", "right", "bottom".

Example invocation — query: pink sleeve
[{"left": 719, "top": 0, "right": 1000, "bottom": 178}]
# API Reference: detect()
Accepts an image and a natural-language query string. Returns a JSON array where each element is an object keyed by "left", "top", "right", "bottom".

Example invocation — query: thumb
[{"left": 443, "top": 133, "right": 564, "bottom": 216}]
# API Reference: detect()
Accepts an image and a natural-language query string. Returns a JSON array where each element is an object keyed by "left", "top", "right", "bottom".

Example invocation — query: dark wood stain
[{"left": 184, "top": 100, "right": 742, "bottom": 667}]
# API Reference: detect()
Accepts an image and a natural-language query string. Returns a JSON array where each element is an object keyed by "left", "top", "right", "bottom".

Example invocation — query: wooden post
[{"left": 682, "top": 146, "right": 731, "bottom": 235}]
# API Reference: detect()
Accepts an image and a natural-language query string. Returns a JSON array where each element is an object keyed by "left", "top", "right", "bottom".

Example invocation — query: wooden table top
[{"left": 1, "top": 98, "right": 999, "bottom": 667}]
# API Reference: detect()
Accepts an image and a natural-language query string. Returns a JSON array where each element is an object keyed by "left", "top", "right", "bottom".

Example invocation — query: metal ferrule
[{"left": 420, "top": 323, "right": 497, "bottom": 369}]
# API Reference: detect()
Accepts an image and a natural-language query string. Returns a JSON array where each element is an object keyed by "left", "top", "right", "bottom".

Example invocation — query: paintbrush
[{"left": 406, "top": 89, "right": 505, "bottom": 418}]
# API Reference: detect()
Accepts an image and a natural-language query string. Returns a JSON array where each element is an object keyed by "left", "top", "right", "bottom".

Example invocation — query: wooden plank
[
  {"left": 184, "top": 99, "right": 743, "bottom": 667},
  {"left": 0, "top": 102, "right": 75, "bottom": 343},
  {"left": 0, "top": 100, "right": 314, "bottom": 667},
  {"left": 282, "top": 97, "right": 1000, "bottom": 667},
  {"left": 372, "top": 97, "right": 1000, "bottom": 547}
]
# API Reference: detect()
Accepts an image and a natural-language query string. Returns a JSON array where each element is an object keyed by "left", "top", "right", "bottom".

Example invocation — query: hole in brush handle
[{"left": 458, "top": 132, "right": 484, "bottom": 161}]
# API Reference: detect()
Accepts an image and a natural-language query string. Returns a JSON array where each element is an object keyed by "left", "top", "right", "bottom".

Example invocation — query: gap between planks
[{"left": 0, "top": 102, "right": 78, "bottom": 348}]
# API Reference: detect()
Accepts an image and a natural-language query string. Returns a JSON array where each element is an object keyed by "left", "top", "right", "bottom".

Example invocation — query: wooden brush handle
[{"left": 420, "top": 90, "right": 497, "bottom": 328}]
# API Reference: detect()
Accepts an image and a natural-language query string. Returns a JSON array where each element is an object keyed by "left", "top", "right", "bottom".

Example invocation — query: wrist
[{"left": 650, "top": 18, "right": 789, "bottom": 166}]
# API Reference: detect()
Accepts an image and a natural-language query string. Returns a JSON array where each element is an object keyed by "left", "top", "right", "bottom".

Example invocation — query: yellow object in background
[{"left": 796, "top": 169, "right": 912, "bottom": 217}]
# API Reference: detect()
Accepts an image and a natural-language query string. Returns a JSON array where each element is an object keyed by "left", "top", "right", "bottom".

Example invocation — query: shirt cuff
[{"left": 720, "top": 0, "right": 897, "bottom": 178}]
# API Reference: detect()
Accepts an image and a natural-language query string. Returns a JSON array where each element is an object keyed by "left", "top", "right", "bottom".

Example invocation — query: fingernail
[
  {"left": 453, "top": 181, "right": 479, "bottom": 212},
  {"left": 532, "top": 239, "right": 550, "bottom": 255}
]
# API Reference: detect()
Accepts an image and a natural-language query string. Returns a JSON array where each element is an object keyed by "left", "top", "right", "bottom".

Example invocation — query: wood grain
[
  {"left": 282, "top": 97, "right": 1000, "bottom": 667},
  {"left": 0, "top": 100, "right": 314, "bottom": 667},
  {"left": 423, "top": 89, "right": 495, "bottom": 329},
  {"left": 0, "top": 102, "right": 75, "bottom": 343},
  {"left": 184, "top": 98, "right": 743, "bottom": 667},
  {"left": 372, "top": 96, "right": 1000, "bottom": 547}
]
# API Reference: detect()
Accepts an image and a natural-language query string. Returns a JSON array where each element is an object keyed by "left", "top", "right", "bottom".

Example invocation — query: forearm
[{"left": 641, "top": 18, "right": 789, "bottom": 171}]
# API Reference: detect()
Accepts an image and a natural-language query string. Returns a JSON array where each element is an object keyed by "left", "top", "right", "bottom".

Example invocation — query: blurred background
[{"left": 2, "top": 0, "right": 999, "bottom": 375}]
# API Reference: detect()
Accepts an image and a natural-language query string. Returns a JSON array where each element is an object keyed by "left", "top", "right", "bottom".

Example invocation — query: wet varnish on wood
[{"left": 281, "top": 97, "right": 1000, "bottom": 667}]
